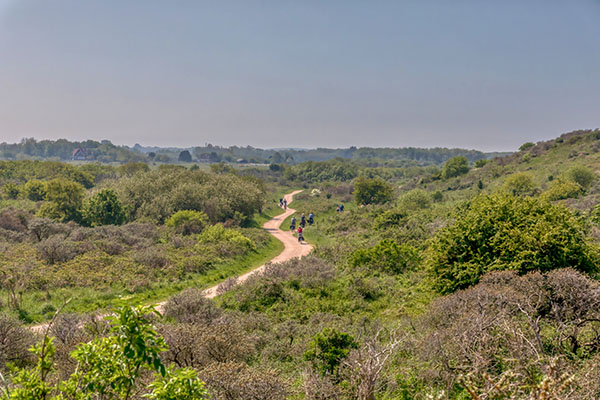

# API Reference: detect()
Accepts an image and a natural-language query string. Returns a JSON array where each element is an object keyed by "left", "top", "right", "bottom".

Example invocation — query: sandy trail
[{"left": 32, "top": 190, "right": 311, "bottom": 333}]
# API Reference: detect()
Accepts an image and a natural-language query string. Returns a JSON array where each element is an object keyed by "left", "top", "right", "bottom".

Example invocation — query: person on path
[
  {"left": 308, "top": 212, "right": 314, "bottom": 225},
  {"left": 283, "top": 198, "right": 287, "bottom": 209},
  {"left": 279, "top": 198, "right": 283, "bottom": 207},
  {"left": 290, "top": 216, "right": 296, "bottom": 231},
  {"left": 297, "top": 226, "right": 304, "bottom": 242},
  {"left": 300, "top": 213, "right": 306, "bottom": 228},
  {"left": 339, "top": 203, "right": 344, "bottom": 212}
]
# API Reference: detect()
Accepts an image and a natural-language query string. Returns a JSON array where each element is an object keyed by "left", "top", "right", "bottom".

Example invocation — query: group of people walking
[{"left": 290, "top": 212, "right": 313, "bottom": 243}]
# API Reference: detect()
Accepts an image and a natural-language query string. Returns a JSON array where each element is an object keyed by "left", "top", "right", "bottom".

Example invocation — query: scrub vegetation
[{"left": 3, "top": 129, "right": 600, "bottom": 398}]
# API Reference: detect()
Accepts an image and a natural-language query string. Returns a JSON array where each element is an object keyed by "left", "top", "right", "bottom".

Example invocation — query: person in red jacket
[{"left": 297, "top": 226, "right": 304, "bottom": 243}]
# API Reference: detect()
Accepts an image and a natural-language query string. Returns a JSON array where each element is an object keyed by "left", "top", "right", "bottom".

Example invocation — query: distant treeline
[{"left": 1, "top": 138, "right": 509, "bottom": 165}]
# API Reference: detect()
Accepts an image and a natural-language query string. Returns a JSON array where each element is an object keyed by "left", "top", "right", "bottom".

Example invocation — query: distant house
[{"left": 72, "top": 148, "right": 88, "bottom": 161}]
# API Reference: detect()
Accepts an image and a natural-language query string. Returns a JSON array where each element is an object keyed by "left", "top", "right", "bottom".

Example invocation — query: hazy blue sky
[{"left": 0, "top": 1, "right": 598, "bottom": 151}]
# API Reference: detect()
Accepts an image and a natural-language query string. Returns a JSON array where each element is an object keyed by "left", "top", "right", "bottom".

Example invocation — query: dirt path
[{"left": 32, "top": 190, "right": 311, "bottom": 333}]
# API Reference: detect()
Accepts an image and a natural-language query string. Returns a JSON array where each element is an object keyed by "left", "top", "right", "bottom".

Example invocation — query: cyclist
[
  {"left": 297, "top": 226, "right": 304, "bottom": 243},
  {"left": 300, "top": 213, "right": 306, "bottom": 228},
  {"left": 290, "top": 216, "right": 296, "bottom": 231},
  {"left": 308, "top": 212, "right": 314, "bottom": 225}
]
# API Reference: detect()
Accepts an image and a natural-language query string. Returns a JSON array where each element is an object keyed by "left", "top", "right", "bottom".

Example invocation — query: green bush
[
  {"left": 441, "top": 156, "right": 469, "bottom": 179},
  {"left": 561, "top": 165, "right": 597, "bottom": 190},
  {"left": 82, "top": 188, "right": 127, "bottom": 227},
  {"left": 1, "top": 183, "right": 20, "bottom": 199},
  {"left": 165, "top": 210, "right": 208, "bottom": 235},
  {"left": 38, "top": 178, "right": 85, "bottom": 222},
  {"left": 502, "top": 172, "right": 536, "bottom": 196},
  {"left": 519, "top": 142, "right": 535, "bottom": 151},
  {"left": 350, "top": 239, "right": 420, "bottom": 274},
  {"left": 197, "top": 224, "right": 255, "bottom": 256},
  {"left": 303, "top": 328, "right": 358, "bottom": 377},
  {"left": 541, "top": 179, "right": 582, "bottom": 201},
  {"left": 399, "top": 189, "right": 431, "bottom": 211},
  {"left": 23, "top": 180, "right": 46, "bottom": 201},
  {"left": 427, "top": 193, "right": 599, "bottom": 294},
  {"left": 474, "top": 159, "right": 488, "bottom": 168},
  {"left": 354, "top": 177, "right": 394, "bottom": 205}
]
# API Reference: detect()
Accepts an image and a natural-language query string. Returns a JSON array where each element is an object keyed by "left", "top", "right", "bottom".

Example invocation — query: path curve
[{"left": 32, "top": 190, "right": 311, "bottom": 332}]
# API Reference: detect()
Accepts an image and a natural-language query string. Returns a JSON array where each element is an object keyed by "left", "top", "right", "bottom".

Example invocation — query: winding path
[{"left": 32, "top": 190, "right": 311, "bottom": 332}]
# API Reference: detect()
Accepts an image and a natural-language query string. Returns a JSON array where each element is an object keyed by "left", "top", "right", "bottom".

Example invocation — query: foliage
[
  {"left": 441, "top": 156, "right": 469, "bottom": 179},
  {"left": 2, "top": 183, "right": 20, "bottom": 199},
  {"left": 38, "top": 178, "right": 85, "bottom": 223},
  {"left": 561, "top": 165, "right": 597, "bottom": 190},
  {"left": 165, "top": 210, "right": 208, "bottom": 235},
  {"left": 541, "top": 179, "right": 582, "bottom": 201},
  {"left": 519, "top": 141, "right": 535, "bottom": 151},
  {"left": 178, "top": 150, "right": 193, "bottom": 163},
  {"left": 197, "top": 224, "right": 256, "bottom": 256},
  {"left": 398, "top": 189, "right": 431, "bottom": 211},
  {"left": 303, "top": 328, "right": 358, "bottom": 377},
  {"left": 350, "top": 239, "right": 420, "bottom": 274},
  {"left": 354, "top": 177, "right": 394, "bottom": 205},
  {"left": 285, "top": 159, "right": 359, "bottom": 182},
  {"left": 474, "top": 159, "right": 489, "bottom": 168},
  {"left": 3, "top": 305, "right": 208, "bottom": 399},
  {"left": 427, "top": 193, "right": 599, "bottom": 293},
  {"left": 82, "top": 188, "right": 127, "bottom": 227},
  {"left": 502, "top": 172, "right": 536, "bottom": 196},
  {"left": 22, "top": 180, "right": 46, "bottom": 201}
]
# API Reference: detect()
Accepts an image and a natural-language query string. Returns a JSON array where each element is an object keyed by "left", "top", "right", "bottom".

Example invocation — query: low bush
[
  {"left": 165, "top": 210, "right": 208, "bottom": 235},
  {"left": 350, "top": 239, "right": 420, "bottom": 274}
]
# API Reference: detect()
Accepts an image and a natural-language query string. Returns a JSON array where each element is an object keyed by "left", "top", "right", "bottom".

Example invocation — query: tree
[
  {"left": 427, "top": 193, "right": 599, "bottom": 294},
  {"left": 1, "top": 183, "right": 19, "bottom": 199},
  {"left": 354, "top": 177, "right": 394, "bottom": 205},
  {"left": 165, "top": 210, "right": 208, "bottom": 235},
  {"left": 38, "top": 178, "right": 84, "bottom": 223},
  {"left": 82, "top": 188, "right": 127, "bottom": 227},
  {"left": 441, "top": 156, "right": 469, "bottom": 179},
  {"left": 304, "top": 328, "right": 358, "bottom": 377},
  {"left": 519, "top": 142, "right": 535, "bottom": 151},
  {"left": 350, "top": 239, "right": 419, "bottom": 274},
  {"left": 178, "top": 150, "right": 192, "bottom": 163}
]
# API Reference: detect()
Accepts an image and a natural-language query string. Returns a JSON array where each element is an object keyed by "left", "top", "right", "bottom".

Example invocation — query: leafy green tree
[
  {"left": 354, "top": 177, "right": 394, "bottom": 205},
  {"left": 165, "top": 210, "right": 208, "bottom": 235},
  {"left": 502, "top": 172, "right": 536, "bottom": 196},
  {"left": 427, "top": 193, "right": 599, "bottom": 294},
  {"left": 178, "top": 150, "right": 192, "bottom": 163},
  {"left": 118, "top": 162, "right": 150, "bottom": 177},
  {"left": 82, "top": 188, "right": 127, "bottom": 227},
  {"left": 23, "top": 180, "right": 46, "bottom": 201},
  {"left": 441, "top": 156, "right": 469, "bottom": 179},
  {"left": 3, "top": 305, "right": 209, "bottom": 399},
  {"left": 474, "top": 159, "right": 488, "bottom": 168},
  {"left": 38, "top": 178, "right": 84, "bottom": 222},
  {"left": 561, "top": 165, "right": 597, "bottom": 190},
  {"left": 303, "top": 328, "right": 358, "bottom": 377}
]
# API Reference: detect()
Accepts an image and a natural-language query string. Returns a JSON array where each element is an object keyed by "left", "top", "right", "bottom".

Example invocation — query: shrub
[
  {"left": 502, "top": 172, "right": 536, "bottom": 196},
  {"left": 165, "top": 210, "right": 208, "bottom": 235},
  {"left": 0, "top": 313, "right": 36, "bottom": 369},
  {"left": 399, "top": 189, "right": 431, "bottom": 211},
  {"left": 163, "top": 288, "right": 222, "bottom": 324},
  {"left": 350, "top": 239, "right": 420, "bottom": 274},
  {"left": 197, "top": 224, "right": 255, "bottom": 256},
  {"left": 474, "top": 159, "right": 488, "bottom": 168},
  {"left": 354, "top": 177, "right": 394, "bottom": 205},
  {"left": 2, "top": 183, "right": 20, "bottom": 199},
  {"left": 38, "top": 178, "right": 85, "bottom": 223},
  {"left": 561, "top": 165, "right": 597, "bottom": 190},
  {"left": 441, "top": 156, "right": 469, "bottom": 179},
  {"left": 303, "top": 328, "right": 358, "bottom": 377},
  {"left": 541, "top": 179, "right": 582, "bottom": 201},
  {"left": 23, "top": 179, "right": 46, "bottom": 201},
  {"left": 427, "top": 193, "right": 599, "bottom": 294},
  {"left": 431, "top": 190, "right": 443, "bottom": 202},
  {"left": 519, "top": 142, "right": 535, "bottom": 151},
  {"left": 82, "top": 188, "right": 127, "bottom": 227}
]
